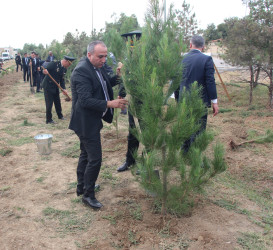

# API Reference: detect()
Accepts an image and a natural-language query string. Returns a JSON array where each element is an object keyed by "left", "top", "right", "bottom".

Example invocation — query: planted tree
[{"left": 123, "top": 0, "right": 226, "bottom": 215}]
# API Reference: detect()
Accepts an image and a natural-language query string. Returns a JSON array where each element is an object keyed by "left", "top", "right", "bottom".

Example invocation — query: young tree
[{"left": 123, "top": 0, "right": 226, "bottom": 215}]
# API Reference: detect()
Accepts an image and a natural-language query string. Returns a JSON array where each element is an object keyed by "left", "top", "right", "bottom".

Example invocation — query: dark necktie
[
  {"left": 95, "top": 68, "right": 112, "bottom": 115},
  {"left": 95, "top": 68, "right": 110, "bottom": 101}
]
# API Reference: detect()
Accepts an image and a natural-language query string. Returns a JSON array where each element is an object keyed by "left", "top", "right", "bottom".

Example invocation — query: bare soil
[{"left": 0, "top": 62, "right": 272, "bottom": 250}]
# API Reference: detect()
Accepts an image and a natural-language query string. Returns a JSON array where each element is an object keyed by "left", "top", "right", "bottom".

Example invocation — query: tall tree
[{"left": 248, "top": 0, "right": 273, "bottom": 107}]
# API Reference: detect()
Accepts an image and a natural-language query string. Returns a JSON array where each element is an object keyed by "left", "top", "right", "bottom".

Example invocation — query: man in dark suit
[
  {"left": 28, "top": 51, "right": 41, "bottom": 92},
  {"left": 46, "top": 51, "right": 55, "bottom": 62},
  {"left": 42, "top": 56, "right": 74, "bottom": 124},
  {"left": 15, "top": 53, "right": 22, "bottom": 72},
  {"left": 22, "top": 53, "right": 29, "bottom": 82},
  {"left": 69, "top": 40, "right": 128, "bottom": 209},
  {"left": 179, "top": 35, "right": 219, "bottom": 152}
]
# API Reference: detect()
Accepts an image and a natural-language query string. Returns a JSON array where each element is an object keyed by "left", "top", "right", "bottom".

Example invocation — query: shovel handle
[{"left": 42, "top": 66, "right": 71, "bottom": 101}]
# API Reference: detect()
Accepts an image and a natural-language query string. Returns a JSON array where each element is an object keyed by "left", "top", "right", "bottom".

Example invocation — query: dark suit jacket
[
  {"left": 28, "top": 57, "right": 40, "bottom": 73},
  {"left": 69, "top": 57, "right": 120, "bottom": 138},
  {"left": 41, "top": 61, "right": 65, "bottom": 93},
  {"left": 180, "top": 49, "right": 217, "bottom": 107},
  {"left": 47, "top": 55, "right": 55, "bottom": 62},
  {"left": 22, "top": 57, "right": 29, "bottom": 69}
]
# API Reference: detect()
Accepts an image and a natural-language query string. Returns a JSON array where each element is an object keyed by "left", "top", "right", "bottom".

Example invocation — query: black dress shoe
[
  {"left": 82, "top": 196, "right": 103, "bottom": 209},
  {"left": 117, "top": 162, "right": 130, "bottom": 172},
  {"left": 58, "top": 117, "right": 66, "bottom": 120},
  {"left": 46, "top": 120, "right": 55, "bottom": 124},
  {"left": 76, "top": 184, "right": 100, "bottom": 196}
]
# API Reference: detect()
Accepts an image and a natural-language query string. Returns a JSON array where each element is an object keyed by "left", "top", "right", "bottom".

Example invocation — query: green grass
[
  {"left": 61, "top": 141, "right": 80, "bottom": 158},
  {"left": 237, "top": 232, "right": 273, "bottom": 250},
  {"left": 9, "top": 136, "right": 33, "bottom": 146},
  {"left": 43, "top": 207, "right": 93, "bottom": 234},
  {"left": 0, "top": 147, "right": 12, "bottom": 156}
]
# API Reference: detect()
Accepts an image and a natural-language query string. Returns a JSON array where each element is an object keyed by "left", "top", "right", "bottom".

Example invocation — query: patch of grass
[
  {"left": 3, "top": 125, "right": 21, "bottom": 136},
  {"left": 21, "top": 119, "right": 35, "bottom": 126},
  {"left": 67, "top": 182, "right": 78, "bottom": 190},
  {"left": 128, "top": 230, "right": 138, "bottom": 245},
  {"left": 129, "top": 204, "right": 143, "bottom": 221},
  {"left": 237, "top": 232, "right": 272, "bottom": 249},
  {"left": 102, "top": 214, "right": 117, "bottom": 225},
  {"left": 9, "top": 137, "right": 33, "bottom": 146},
  {"left": 36, "top": 176, "right": 46, "bottom": 183},
  {"left": 101, "top": 169, "right": 115, "bottom": 180},
  {"left": 213, "top": 199, "right": 238, "bottom": 211},
  {"left": 219, "top": 108, "right": 233, "bottom": 113},
  {"left": 0, "top": 147, "right": 13, "bottom": 156},
  {"left": 71, "top": 197, "right": 81, "bottom": 204},
  {"left": 43, "top": 207, "right": 93, "bottom": 234},
  {"left": 0, "top": 186, "right": 11, "bottom": 192},
  {"left": 61, "top": 141, "right": 80, "bottom": 158}
]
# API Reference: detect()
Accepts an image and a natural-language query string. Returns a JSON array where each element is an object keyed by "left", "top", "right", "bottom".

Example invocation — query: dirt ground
[{"left": 0, "top": 62, "right": 272, "bottom": 250}]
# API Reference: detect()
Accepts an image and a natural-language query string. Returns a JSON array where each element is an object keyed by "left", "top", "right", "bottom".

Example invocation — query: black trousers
[
  {"left": 16, "top": 62, "right": 22, "bottom": 72},
  {"left": 29, "top": 71, "right": 40, "bottom": 92},
  {"left": 126, "top": 111, "right": 145, "bottom": 165},
  {"left": 44, "top": 90, "right": 63, "bottom": 122},
  {"left": 182, "top": 112, "right": 208, "bottom": 153},
  {"left": 76, "top": 133, "right": 102, "bottom": 199},
  {"left": 23, "top": 66, "right": 29, "bottom": 81}
]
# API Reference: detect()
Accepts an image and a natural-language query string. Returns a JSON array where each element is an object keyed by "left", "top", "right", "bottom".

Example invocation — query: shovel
[{"left": 42, "top": 66, "right": 71, "bottom": 101}]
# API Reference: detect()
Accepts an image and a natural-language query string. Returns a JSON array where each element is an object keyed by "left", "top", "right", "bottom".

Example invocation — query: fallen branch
[{"left": 229, "top": 130, "right": 273, "bottom": 149}]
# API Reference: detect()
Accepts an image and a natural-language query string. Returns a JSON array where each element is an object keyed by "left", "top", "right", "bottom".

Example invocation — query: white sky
[{"left": 1, "top": 0, "right": 248, "bottom": 49}]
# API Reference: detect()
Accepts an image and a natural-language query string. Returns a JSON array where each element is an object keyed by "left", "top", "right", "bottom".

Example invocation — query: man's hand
[
  {"left": 212, "top": 103, "right": 219, "bottom": 117},
  {"left": 116, "top": 62, "right": 123, "bottom": 77},
  {"left": 43, "top": 69, "right": 48, "bottom": 75},
  {"left": 107, "top": 98, "right": 128, "bottom": 110}
]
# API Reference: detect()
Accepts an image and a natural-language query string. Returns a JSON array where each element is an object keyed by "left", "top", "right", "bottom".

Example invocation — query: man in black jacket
[
  {"left": 22, "top": 53, "right": 29, "bottom": 82},
  {"left": 42, "top": 56, "right": 74, "bottom": 124},
  {"left": 69, "top": 40, "right": 128, "bottom": 209},
  {"left": 28, "top": 51, "right": 41, "bottom": 92},
  {"left": 15, "top": 53, "right": 22, "bottom": 72}
]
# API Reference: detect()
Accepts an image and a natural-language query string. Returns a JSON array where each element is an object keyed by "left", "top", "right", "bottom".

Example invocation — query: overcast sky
[{"left": 1, "top": 0, "right": 248, "bottom": 49}]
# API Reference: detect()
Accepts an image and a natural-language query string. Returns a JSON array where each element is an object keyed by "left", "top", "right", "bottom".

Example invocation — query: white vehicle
[{"left": 1, "top": 52, "right": 10, "bottom": 61}]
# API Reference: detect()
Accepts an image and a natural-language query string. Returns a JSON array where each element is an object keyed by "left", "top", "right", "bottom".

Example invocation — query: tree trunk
[
  {"left": 249, "top": 65, "right": 254, "bottom": 105},
  {"left": 161, "top": 146, "right": 167, "bottom": 215},
  {"left": 253, "top": 66, "right": 261, "bottom": 88}
]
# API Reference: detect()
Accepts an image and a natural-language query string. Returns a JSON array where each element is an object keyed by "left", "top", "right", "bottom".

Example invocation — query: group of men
[{"left": 16, "top": 35, "right": 218, "bottom": 210}]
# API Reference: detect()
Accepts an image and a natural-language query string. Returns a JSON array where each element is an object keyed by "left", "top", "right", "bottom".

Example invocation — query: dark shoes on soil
[
  {"left": 117, "top": 162, "right": 131, "bottom": 172},
  {"left": 82, "top": 196, "right": 103, "bottom": 209},
  {"left": 59, "top": 117, "right": 66, "bottom": 120},
  {"left": 46, "top": 120, "right": 55, "bottom": 124}
]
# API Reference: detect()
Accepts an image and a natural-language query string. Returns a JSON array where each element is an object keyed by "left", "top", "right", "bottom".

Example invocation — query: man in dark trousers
[
  {"left": 22, "top": 53, "right": 29, "bottom": 82},
  {"left": 28, "top": 51, "right": 41, "bottom": 92},
  {"left": 42, "top": 55, "right": 75, "bottom": 124},
  {"left": 179, "top": 35, "right": 219, "bottom": 152},
  {"left": 15, "top": 53, "right": 22, "bottom": 72},
  {"left": 69, "top": 40, "right": 128, "bottom": 209}
]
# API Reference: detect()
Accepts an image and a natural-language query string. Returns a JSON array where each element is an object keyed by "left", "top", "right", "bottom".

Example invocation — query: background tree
[
  {"left": 248, "top": 0, "right": 273, "bottom": 107},
  {"left": 174, "top": 0, "right": 200, "bottom": 46},
  {"left": 123, "top": 0, "right": 226, "bottom": 215},
  {"left": 105, "top": 13, "right": 140, "bottom": 35},
  {"left": 222, "top": 17, "right": 262, "bottom": 104},
  {"left": 222, "top": 0, "right": 273, "bottom": 107}
]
